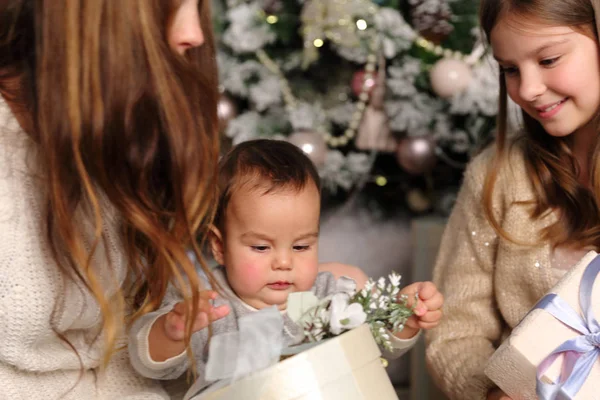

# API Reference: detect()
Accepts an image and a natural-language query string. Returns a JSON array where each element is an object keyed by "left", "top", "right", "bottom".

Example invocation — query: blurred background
[{"left": 211, "top": 1, "right": 502, "bottom": 398}]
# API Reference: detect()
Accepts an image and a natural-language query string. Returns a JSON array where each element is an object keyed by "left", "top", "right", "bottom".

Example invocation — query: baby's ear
[{"left": 209, "top": 225, "right": 225, "bottom": 265}]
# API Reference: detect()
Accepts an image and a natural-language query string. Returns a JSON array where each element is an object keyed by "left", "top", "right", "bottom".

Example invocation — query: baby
[{"left": 128, "top": 139, "right": 444, "bottom": 392}]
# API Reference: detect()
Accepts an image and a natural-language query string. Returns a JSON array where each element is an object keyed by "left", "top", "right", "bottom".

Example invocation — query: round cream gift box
[{"left": 192, "top": 324, "right": 398, "bottom": 400}]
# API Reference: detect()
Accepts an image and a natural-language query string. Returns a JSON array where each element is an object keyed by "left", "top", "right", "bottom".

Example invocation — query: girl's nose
[{"left": 518, "top": 68, "right": 546, "bottom": 103}]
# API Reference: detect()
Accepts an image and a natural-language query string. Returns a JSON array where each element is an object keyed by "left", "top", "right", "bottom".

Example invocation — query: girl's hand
[{"left": 163, "top": 290, "right": 230, "bottom": 341}]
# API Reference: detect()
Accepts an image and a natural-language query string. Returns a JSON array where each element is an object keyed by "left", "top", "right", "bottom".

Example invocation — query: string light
[
  {"left": 375, "top": 176, "right": 388, "bottom": 186},
  {"left": 356, "top": 19, "right": 368, "bottom": 31},
  {"left": 255, "top": 7, "right": 486, "bottom": 149}
]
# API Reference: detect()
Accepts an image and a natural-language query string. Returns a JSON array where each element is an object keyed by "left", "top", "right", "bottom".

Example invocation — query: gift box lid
[{"left": 191, "top": 323, "right": 398, "bottom": 400}]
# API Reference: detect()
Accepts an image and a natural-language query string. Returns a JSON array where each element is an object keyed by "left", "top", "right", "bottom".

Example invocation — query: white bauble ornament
[{"left": 429, "top": 58, "right": 472, "bottom": 98}]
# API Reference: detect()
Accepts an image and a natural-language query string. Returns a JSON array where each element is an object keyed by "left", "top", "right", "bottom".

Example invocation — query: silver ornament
[
  {"left": 288, "top": 131, "right": 328, "bottom": 167},
  {"left": 217, "top": 94, "right": 238, "bottom": 132},
  {"left": 396, "top": 136, "right": 437, "bottom": 175}
]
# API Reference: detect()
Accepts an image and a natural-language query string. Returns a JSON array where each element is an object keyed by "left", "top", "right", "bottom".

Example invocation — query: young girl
[
  {"left": 128, "top": 139, "right": 444, "bottom": 394},
  {"left": 425, "top": 1, "right": 600, "bottom": 399},
  {"left": 0, "top": 0, "right": 221, "bottom": 398}
]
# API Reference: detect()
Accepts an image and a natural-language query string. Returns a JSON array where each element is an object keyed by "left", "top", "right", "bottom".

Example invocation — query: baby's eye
[
  {"left": 293, "top": 245, "right": 310, "bottom": 251},
  {"left": 251, "top": 245, "right": 269, "bottom": 252}
]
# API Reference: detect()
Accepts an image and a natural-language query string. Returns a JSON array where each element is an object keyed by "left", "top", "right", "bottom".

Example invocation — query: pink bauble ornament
[
  {"left": 396, "top": 136, "right": 437, "bottom": 175},
  {"left": 288, "top": 131, "right": 328, "bottom": 167},
  {"left": 217, "top": 94, "right": 238, "bottom": 132},
  {"left": 351, "top": 70, "right": 376, "bottom": 97},
  {"left": 429, "top": 58, "right": 472, "bottom": 98}
]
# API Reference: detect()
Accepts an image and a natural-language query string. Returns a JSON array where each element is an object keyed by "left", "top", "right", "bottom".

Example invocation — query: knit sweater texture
[
  {"left": 425, "top": 142, "right": 587, "bottom": 400},
  {"left": 0, "top": 96, "right": 168, "bottom": 398}
]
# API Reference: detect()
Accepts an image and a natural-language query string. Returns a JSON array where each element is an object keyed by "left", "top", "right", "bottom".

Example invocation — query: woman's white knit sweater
[{"left": 0, "top": 96, "right": 168, "bottom": 398}]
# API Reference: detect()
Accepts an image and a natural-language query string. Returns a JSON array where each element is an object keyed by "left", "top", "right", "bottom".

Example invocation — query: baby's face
[{"left": 215, "top": 181, "right": 321, "bottom": 310}]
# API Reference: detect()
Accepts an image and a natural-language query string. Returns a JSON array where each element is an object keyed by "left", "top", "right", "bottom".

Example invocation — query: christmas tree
[{"left": 213, "top": 0, "right": 499, "bottom": 216}]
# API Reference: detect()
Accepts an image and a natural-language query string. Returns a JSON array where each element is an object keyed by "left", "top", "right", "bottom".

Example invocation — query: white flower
[
  {"left": 317, "top": 307, "right": 331, "bottom": 325},
  {"left": 329, "top": 293, "right": 367, "bottom": 335},
  {"left": 389, "top": 272, "right": 401, "bottom": 287}
]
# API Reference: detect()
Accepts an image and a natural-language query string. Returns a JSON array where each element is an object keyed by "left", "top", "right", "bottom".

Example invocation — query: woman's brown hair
[
  {"left": 479, "top": 0, "right": 600, "bottom": 249},
  {"left": 0, "top": 0, "right": 220, "bottom": 366}
]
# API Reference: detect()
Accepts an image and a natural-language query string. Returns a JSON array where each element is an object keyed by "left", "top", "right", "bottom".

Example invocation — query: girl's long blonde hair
[
  {"left": 480, "top": 0, "right": 600, "bottom": 249},
  {"left": 0, "top": 0, "right": 219, "bottom": 366}
]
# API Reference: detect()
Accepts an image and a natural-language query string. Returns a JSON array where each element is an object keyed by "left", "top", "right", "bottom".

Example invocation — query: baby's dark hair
[{"left": 214, "top": 139, "right": 321, "bottom": 232}]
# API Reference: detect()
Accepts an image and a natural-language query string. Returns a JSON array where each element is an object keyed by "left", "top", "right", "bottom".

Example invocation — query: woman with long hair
[{"left": 0, "top": 0, "right": 220, "bottom": 397}]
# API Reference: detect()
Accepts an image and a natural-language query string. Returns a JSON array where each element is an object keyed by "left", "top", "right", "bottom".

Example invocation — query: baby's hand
[
  {"left": 163, "top": 290, "right": 230, "bottom": 341},
  {"left": 394, "top": 281, "right": 443, "bottom": 339}
]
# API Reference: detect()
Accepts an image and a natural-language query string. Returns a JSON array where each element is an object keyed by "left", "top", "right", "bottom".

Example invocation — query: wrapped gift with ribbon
[{"left": 485, "top": 251, "right": 600, "bottom": 400}]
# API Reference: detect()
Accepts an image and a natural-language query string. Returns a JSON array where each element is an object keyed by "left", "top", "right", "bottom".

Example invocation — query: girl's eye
[
  {"left": 251, "top": 245, "right": 269, "bottom": 252},
  {"left": 293, "top": 245, "right": 310, "bottom": 251},
  {"left": 540, "top": 57, "right": 560, "bottom": 67}
]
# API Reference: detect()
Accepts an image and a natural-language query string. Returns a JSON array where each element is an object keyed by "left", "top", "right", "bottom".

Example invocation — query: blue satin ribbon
[{"left": 532, "top": 255, "right": 600, "bottom": 399}]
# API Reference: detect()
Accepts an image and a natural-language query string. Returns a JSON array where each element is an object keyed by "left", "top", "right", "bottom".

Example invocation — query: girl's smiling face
[{"left": 491, "top": 15, "right": 600, "bottom": 140}]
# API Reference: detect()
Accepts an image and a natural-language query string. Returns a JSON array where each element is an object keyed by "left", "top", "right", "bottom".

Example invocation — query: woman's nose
[{"left": 168, "top": 0, "right": 205, "bottom": 55}]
